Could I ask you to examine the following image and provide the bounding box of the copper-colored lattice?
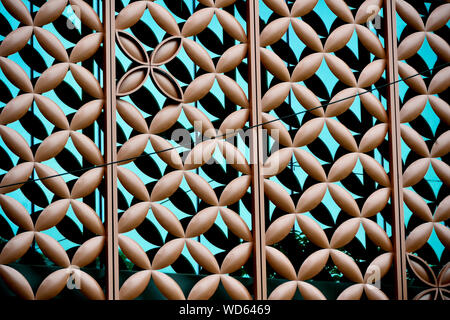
[0,0,448,300]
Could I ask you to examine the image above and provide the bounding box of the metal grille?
[0,0,448,300]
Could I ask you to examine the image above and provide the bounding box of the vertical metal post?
[384,0,407,300]
[104,0,119,300]
[247,0,267,300]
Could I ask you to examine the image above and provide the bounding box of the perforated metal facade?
[0,0,448,300]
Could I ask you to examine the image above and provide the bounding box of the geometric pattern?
[0,0,448,300]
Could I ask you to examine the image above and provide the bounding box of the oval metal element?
[70,167,104,199]
[33,0,67,26]
[216,74,249,108]
[70,99,103,131]
[264,179,295,212]
[325,0,354,23]
[147,2,181,36]
[151,271,185,300]
[151,37,182,66]
[34,94,69,130]
[215,9,247,42]
[34,28,68,62]
[296,183,328,213]
[260,48,290,82]
[0,57,33,92]
[265,246,297,280]
[0,194,33,231]
[298,249,330,280]
[115,1,147,30]
[220,275,252,300]
[119,270,152,300]
[71,199,104,235]
[150,170,184,202]
[69,0,103,32]
[149,105,182,134]
[359,153,391,187]
[328,153,358,182]
[151,67,183,101]
[116,66,149,96]
[291,0,319,17]
[117,134,150,165]
[268,281,297,300]
[118,201,151,234]
[362,218,392,251]
[0,162,34,194]
[0,265,34,299]
[71,132,104,165]
[117,99,149,134]
[1,0,33,25]
[291,84,324,117]
[35,269,70,300]
[0,26,33,57]
[0,231,34,264]
[187,274,220,300]
[361,188,390,218]
[399,95,427,123]
[151,202,185,238]
[359,124,388,153]
[149,134,183,170]
[71,236,104,267]
[0,124,34,161]
[324,54,357,87]
[35,199,70,232]
[220,242,252,274]
[405,223,434,253]
[181,8,215,37]
[34,63,70,94]
[70,64,103,98]
[117,165,150,201]
[216,44,247,74]
[184,171,218,206]
[0,93,33,125]
[35,232,70,267]
[70,32,103,63]
[183,73,216,103]
[355,25,385,58]
[325,118,358,152]
[265,214,296,245]
[324,24,355,53]
[260,17,290,47]
[296,215,330,248]
[328,184,360,217]
[330,218,361,248]
[219,175,251,206]
[183,39,215,72]
[152,238,186,270]
[219,207,252,241]
[118,234,151,269]
[330,249,364,283]
[185,207,219,238]
[358,59,385,88]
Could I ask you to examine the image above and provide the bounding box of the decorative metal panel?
[0,0,448,301]
[0,0,105,299]
[394,0,450,300]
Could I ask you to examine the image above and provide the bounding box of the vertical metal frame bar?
[247,0,267,300]
[384,0,408,300]
[104,0,119,300]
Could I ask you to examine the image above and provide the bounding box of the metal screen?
[0,0,448,300]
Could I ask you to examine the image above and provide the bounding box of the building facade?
[0,0,448,300]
